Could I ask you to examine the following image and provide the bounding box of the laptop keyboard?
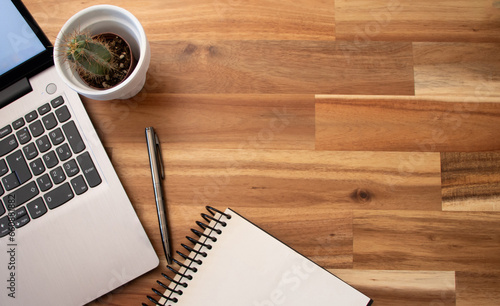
[0,95,101,238]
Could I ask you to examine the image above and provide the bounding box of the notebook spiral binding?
[144,206,232,306]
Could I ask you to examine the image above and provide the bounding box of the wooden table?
[23,0,500,305]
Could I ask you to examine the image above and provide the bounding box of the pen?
[145,127,173,264]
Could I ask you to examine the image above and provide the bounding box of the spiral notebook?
[146,207,373,306]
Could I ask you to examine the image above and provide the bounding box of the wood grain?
[82,94,315,150]
[23,0,336,41]
[353,210,500,272]
[441,152,500,211]
[145,40,414,95]
[335,0,500,42]
[316,95,500,152]
[330,269,456,305]
[414,42,500,97]
[456,271,500,306]
[138,0,337,41]
[108,145,442,214]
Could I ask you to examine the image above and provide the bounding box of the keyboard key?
[77,152,101,188]
[36,174,53,192]
[12,118,25,130]
[29,158,45,176]
[0,159,7,177]
[56,143,72,161]
[29,120,44,137]
[42,151,58,169]
[62,121,85,153]
[25,110,38,123]
[2,173,20,191]
[49,128,65,145]
[13,207,30,229]
[45,182,73,209]
[0,200,5,216]
[23,142,38,160]
[0,215,11,237]
[26,197,47,219]
[6,150,31,185]
[12,206,27,219]
[0,184,3,197]
[63,159,79,177]
[50,166,66,184]
[16,127,31,145]
[12,206,28,222]
[42,113,57,130]
[35,135,51,153]
[71,175,88,195]
[38,103,51,115]
[51,96,64,108]
[2,181,38,209]
[55,105,71,123]
[0,134,18,157]
[14,215,30,229]
[0,125,12,138]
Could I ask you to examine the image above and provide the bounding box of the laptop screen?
[0,0,46,75]
[0,0,53,94]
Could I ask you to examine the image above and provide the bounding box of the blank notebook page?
[160,208,372,306]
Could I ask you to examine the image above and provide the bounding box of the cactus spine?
[65,32,116,78]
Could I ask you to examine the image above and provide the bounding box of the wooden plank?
[82,94,315,150]
[335,0,500,42]
[353,210,500,272]
[456,271,500,305]
[108,146,442,219]
[146,40,414,95]
[442,152,500,211]
[29,0,500,43]
[24,0,336,42]
[139,0,337,40]
[414,42,500,97]
[330,270,456,305]
[315,95,500,152]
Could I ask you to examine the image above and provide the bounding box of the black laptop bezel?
[0,0,54,93]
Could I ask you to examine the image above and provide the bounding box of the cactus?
[62,30,133,89]
[65,32,117,78]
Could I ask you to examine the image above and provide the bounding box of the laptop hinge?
[0,77,32,109]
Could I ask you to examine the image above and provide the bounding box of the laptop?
[0,1,159,305]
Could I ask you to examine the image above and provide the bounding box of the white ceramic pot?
[54,5,150,100]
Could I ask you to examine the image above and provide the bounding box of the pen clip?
[154,133,165,180]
